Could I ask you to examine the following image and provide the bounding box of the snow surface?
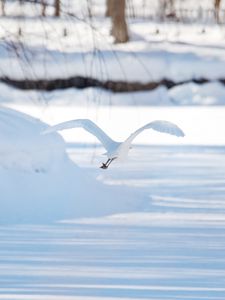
[1,17,225,107]
[1,42,225,83]
[0,145,225,300]
[0,106,65,173]
[0,106,146,224]
[2,80,225,107]
[3,80,225,107]
[1,17,225,85]
[169,81,225,105]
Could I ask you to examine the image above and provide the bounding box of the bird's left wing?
[124,120,185,147]
[42,119,115,152]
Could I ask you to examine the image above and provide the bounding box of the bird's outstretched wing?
[121,120,185,152]
[42,119,116,152]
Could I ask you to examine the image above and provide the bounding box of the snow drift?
[2,48,225,83]
[168,81,225,105]
[0,107,145,224]
[0,106,65,172]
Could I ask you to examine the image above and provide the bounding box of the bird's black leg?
[100,158,117,169]
[100,159,110,169]
[107,157,116,167]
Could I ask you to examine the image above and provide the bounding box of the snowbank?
[169,81,225,105]
[2,80,225,107]
[0,106,65,172]
[0,107,145,224]
[1,42,225,83]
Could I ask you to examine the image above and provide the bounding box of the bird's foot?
[100,163,108,169]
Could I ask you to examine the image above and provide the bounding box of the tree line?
[0,0,223,43]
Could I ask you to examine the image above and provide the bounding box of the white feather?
[118,120,185,159]
[42,119,118,155]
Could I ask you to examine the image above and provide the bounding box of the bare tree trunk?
[54,0,60,17]
[168,0,176,19]
[86,0,92,18]
[159,0,176,20]
[1,0,5,16]
[41,0,47,17]
[158,0,166,21]
[106,0,113,17]
[169,0,175,14]
[129,0,135,18]
[110,0,129,43]
[19,0,24,18]
[214,0,221,23]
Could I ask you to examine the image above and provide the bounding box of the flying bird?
[42,119,185,169]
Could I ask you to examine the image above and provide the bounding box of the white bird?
[42,119,185,169]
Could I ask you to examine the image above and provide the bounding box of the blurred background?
[0,0,225,152]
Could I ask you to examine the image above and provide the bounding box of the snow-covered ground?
[0,106,146,224]
[1,20,225,83]
[1,104,224,300]
[3,81,225,106]
[1,16,225,105]
[0,144,225,300]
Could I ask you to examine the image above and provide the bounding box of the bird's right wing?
[121,120,185,151]
[42,119,115,152]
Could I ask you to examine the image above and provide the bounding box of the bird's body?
[43,119,185,169]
